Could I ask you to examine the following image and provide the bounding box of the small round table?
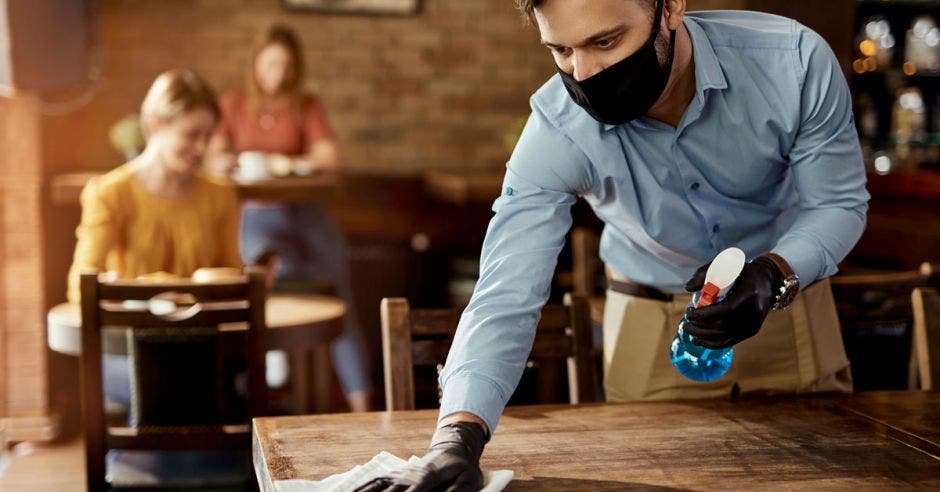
[47,293,346,413]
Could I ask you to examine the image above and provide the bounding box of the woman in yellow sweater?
[67,69,241,303]
[67,69,241,414]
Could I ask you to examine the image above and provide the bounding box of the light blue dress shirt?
[439,11,869,434]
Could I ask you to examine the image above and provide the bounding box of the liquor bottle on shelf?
[904,15,940,75]
[854,16,895,73]
[892,87,927,147]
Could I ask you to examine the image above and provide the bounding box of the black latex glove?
[354,421,487,492]
[682,255,782,349]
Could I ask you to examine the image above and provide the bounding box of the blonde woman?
[208,25,371,412]
[68,69,241,406]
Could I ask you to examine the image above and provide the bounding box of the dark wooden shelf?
[858,0,940,6]
[867,169,940,199]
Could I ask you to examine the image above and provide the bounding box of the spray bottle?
[669,247,746,382]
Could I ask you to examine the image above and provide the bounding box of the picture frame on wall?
[282,0,420,16]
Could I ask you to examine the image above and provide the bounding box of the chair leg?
[313,345,332,413]
[289,349,310,413]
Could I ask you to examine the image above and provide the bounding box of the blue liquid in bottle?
[669,292,733,382]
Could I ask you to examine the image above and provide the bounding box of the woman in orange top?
[68,69,240,404]
[207,25,370,412]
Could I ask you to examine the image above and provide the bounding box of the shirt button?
[712,224,720,233]
[690,182,700,191]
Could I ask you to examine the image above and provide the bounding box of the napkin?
[275,451,513,492]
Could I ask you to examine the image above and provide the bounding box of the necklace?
[259,112,276,130]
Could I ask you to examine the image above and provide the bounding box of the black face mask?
[557,0,677,125]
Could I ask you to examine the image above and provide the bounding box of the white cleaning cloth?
[275,451,514,492]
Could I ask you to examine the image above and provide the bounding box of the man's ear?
[663,0,686,31]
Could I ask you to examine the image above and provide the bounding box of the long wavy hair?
[245,24,306,118]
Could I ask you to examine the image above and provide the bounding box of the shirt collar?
[601,16,728,132]
[684,16,728,95]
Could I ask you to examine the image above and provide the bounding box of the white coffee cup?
[237,151,268,181]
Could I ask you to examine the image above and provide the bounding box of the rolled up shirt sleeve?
[437,104,587,434]
[772,27,870,285]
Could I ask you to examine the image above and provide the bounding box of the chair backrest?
[79,269,267,492]
[830,269,929,391]
[571,227,603,298]
[381,293,597,411]
[911,287,940,390]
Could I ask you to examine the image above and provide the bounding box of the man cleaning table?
[359,1,869,490]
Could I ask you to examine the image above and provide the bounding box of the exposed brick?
[3,260,43,303]
[42,0,564,176]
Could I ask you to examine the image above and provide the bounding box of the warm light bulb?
[853,59,866,73]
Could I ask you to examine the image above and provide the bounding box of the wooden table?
[47,294,345,413]
[233,174,341,202]
[50,172,341,205]
[253,391,940,491]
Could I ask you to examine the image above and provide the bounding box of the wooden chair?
[571,227,605,326]
[830,269,930,391]
[381,293,597,411]
[79,269,267,491]
[911,287,940,390]
[571,227,602,298]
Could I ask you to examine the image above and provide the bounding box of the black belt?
[607,278,674,302]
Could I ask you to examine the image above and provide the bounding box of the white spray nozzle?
[703,247,746,299]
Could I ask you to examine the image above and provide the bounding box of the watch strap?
[763,252,800,310]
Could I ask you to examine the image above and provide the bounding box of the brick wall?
[0,93,49,423]
[42,0,743,176]
[42,0,549,175]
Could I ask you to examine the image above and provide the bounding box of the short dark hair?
[514,0,655,24]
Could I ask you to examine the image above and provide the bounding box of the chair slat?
[912,288,940,390]
[382,298,417,411]
[98,280,249,301]
[530,335,574,358]
[99,306,251,328]
[536,306,570,332]
[410,309,461,335]
[107,425,250,450]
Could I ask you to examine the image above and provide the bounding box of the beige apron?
[603,270,852,402]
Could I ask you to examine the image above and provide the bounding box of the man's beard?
[654,24,672,68]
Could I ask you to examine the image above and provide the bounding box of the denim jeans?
[241,203,371,394]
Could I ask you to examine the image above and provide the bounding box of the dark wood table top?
[835,390,940,456]
[253,391,940,491]
[234,174,341,202]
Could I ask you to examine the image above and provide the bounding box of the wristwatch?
[764,253,800,310]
